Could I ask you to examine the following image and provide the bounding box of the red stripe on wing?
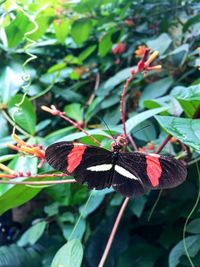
[67,145,87,173]
[146,154,162,187]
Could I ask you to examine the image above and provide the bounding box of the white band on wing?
[87,164,113,171]
[114,165,138,180]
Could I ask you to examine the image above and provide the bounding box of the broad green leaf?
[54,19,71,44]
[78,45,97,61]
[45,126,74,144]
[98,67,133,96]
[139,77,174,107]
[171,85,200,117]
[5,12,31,48]
[0,183,42,215]
[64,103,83,121]
[63,219,86,241]
[130,195,147,218]
[183,14,200,32]
[169,235,200,267]
[170,44,189,66]
[71,19,93,45]
[118,243,162,267]
[147,33,172,55]
[28,16,51,40]
[51,239,83,267]
[18,221,47,246]
[44,202,59,216]
[98,33,112,57]
[0,66,23,103]
[58,129,112,142]
[125,107,168,134]
[144,96,182,116]
[187,219,200,234]
[155,115,200,152]
[8,94,36,134]
[0,244,41,267]
[79,190,111,218]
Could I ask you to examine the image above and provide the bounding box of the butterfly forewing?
[45,142,114,189]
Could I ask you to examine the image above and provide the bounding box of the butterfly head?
[111,135,128,152]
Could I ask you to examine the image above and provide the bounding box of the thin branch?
[156,135,172,154]
[85,72,100,108]
[42,105,101,146]
[98,197,130,267]
[0,173,69,179]
[2,111,31,137]
[0,179,76,185]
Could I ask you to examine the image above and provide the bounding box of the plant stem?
[156,135,172,153]
[2,111,31,137]
[0,179,76,185]
[98,197,129,267]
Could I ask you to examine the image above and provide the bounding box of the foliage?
[0,0,200,266]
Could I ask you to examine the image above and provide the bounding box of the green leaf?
[118,243,162,267]
[28,16,51,41]
[187,219,200,234]
[71,19,93,46]
[183,14,200,32]
[131,120,157,142]
[18,221,47,246]
[98,33,112,57]
[51,239,83,267]
[125,107,168,133]
[129,195,147,218]
[0,66,23,103]
[98,67,133,96]
[5,12,31,48]
[79,190,111,218]
[78,45,97,61]
[169,235,200,267]
[8,94,36,134]
[57,129,112,142]
[144,96,182,116]
[45,126,74,144]
[0,183,42,215]
[64,103,83,121]
[139,77,174,107]
[147,33,172,55]
[170,44,189,67]
[54,19,71,44]
[171,85,200,117]
[155,115,200,152]
[63,219,86,241]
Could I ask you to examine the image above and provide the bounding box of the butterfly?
[45,141,187,197]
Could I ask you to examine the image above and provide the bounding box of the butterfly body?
[45,141,187,197]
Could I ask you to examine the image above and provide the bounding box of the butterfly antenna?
[97,116,115,141]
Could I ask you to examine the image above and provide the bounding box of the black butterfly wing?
[112,152,187,197]
[45,142,114,190]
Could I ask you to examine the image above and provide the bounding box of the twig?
[42,105,101,146]
[0,179,76,185]
[127,135,138,151]
[85,72,100,108]
[156,135,172,154]
[0,173,69,179]
[98,197,129,267]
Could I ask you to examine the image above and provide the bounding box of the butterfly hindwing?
[113,152,187,190]
[45,142,114,190]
